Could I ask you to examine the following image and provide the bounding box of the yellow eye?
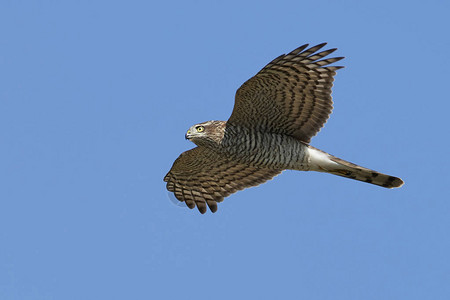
[196,126,205,132]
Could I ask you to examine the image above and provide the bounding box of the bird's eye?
[196,126,205,132]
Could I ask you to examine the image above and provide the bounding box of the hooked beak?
[185,130,191,140]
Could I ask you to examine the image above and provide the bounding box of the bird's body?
[220,122,309,170]
[164,43,404,214]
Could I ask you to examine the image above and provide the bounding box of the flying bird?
[164,43,404,214]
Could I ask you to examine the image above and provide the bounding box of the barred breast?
[220,125,309,170]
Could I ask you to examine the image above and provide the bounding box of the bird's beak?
[185,130,191,140]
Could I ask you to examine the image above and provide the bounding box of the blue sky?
[1,1,449,299]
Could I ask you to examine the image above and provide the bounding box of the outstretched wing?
[228,43,344,143]
[164,147,282,214]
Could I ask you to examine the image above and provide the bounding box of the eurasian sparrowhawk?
[164,43,403,214]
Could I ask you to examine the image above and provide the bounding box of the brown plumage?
[164,43,404,214]
[164,146,282,214]
[228,43,340,143]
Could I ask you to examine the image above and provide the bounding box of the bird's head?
[185,120,226,148]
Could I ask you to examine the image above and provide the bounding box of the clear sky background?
[1,1,449,299]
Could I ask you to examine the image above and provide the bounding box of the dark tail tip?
[382,176,404,188]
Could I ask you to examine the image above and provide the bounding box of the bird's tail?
[307,146,404,188]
